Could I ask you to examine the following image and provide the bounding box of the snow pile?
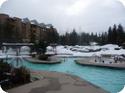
[46,46,55,55]
[20,46,30,52]
[73,52,94,57]
[56,46,73,55]
[20,46,30,55]
[47,46,53,51]
[118,85,125,93]
[101,44,120,50]
[52,44,125,57]
[0,44,123,58]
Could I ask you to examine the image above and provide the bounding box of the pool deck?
[25,57,61,64]
[7,71,109,93]
[75,59,125,69]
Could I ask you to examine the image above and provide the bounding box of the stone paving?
[7,71,109,93]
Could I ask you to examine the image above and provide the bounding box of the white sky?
[0,0,125,33]
[118,0,125,6]
[0,0,6,7]
[66,0,90,16]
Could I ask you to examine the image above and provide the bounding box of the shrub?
[11,67,30,84]
[0,60,11,73]
[38,54,48,60]
[0,60,30,89]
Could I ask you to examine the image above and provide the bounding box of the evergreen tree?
[117,24,124,45]
[112,24,117,44]
[107,26,112,44]
[69,29,78,45]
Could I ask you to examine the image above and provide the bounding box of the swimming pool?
[13,58,125,93]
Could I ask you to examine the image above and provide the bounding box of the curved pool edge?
[13,57,124,93]
[24,57,61,64]
[7,70,110,93]
[75,60,125,69]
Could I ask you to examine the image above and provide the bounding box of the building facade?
[0,13,53,43]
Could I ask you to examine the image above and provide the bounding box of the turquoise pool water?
[11,58,125,93]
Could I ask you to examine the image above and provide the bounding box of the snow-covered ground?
[0,44,125,58]
[0,47,31,59]
[46,44,125,57]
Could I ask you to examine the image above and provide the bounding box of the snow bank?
[51,44,125,57]
[101,44,120,50]
[56,46,73,54]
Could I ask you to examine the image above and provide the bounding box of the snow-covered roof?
[31,20,39,25]
[22,18,30,23]
[46,24,52,28]
[39,23,46,27]
[2,43,34,46]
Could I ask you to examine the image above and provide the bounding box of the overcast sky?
[0,0,125,33]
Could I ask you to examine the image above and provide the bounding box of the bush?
[31,54,36,58]
[11,67,30,84]
[0,59,31,90]
[0,60,11,73]
[38,55,48,60]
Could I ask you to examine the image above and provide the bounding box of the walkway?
[7,71,109,93]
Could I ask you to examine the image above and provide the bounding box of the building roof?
[2,43,34,46]
[22,18,30,23]
[39,23,46,27]
[46,24,53,28]
[31,20,39,25]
